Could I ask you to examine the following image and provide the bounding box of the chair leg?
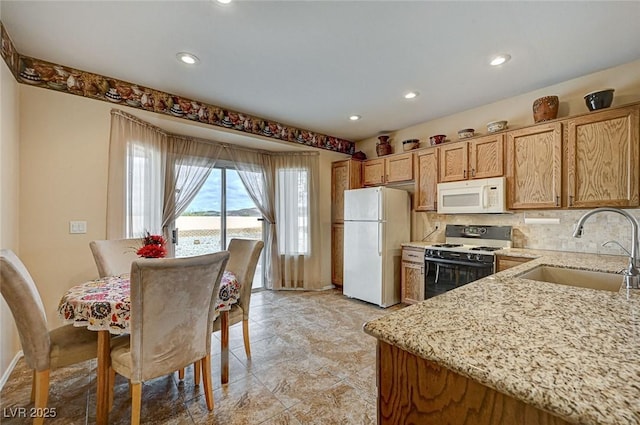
[178,368,185,380]
[194,360,201,386]
[201,355,214,411]
[33,369,50,425]
[108,367,115,411]
[242,319,251,358]
[131,382,142,425]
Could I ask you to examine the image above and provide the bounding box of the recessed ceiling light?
[217,0,232,3]
[490,54,511,66]
[349,115,361,121]
[176,52,200,65]
[404,91,419,99]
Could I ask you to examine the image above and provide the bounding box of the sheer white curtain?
[272,152,322,290]
[107,111,166,238]
[107,110,220,243]
[162,136,221,252]
[226,147,279,288]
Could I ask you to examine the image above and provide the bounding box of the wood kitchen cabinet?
[401,246,425,304]
[363,152,414,186]
[331,223,344,285]
[439,134,504,182]
[495,255,532,272]
[414,148,439,211]
[331,159,362,222]
[331,159,362,286]
[377,341,573,425]
[565,105,640,208]
[507,103,640,210]
[506,122,562,209]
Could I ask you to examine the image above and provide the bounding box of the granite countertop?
[364,250,640,425]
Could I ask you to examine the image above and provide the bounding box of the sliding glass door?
[175,167,264,288]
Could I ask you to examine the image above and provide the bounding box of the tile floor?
[1,289,402,424]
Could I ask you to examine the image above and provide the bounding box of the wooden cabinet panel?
[506,123,562,209]
[401,247,425,305]
[331,223,344,286]
[386,153,414,183]
[377,341,573,425]
[331,160,361,286]
[439,143,467,182]
[469,134,504,179]
[363,153,415,186]
[415,148,439,211]
[331,162,348,222]
[331,160,362,222]
[496,255,532,272]
[363,158,385,186]
[566,106,640,208]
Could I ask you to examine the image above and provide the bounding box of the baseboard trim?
[0,350,23,391]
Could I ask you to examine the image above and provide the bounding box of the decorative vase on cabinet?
[532,95,559,123]
[376,135,393,157]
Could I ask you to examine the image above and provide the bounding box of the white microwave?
[437,177,507,214]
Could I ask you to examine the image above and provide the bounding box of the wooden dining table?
[57,271,240,425]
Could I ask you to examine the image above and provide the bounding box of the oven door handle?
[425,258,493,268]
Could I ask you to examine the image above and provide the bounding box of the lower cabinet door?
[401,261,424,304]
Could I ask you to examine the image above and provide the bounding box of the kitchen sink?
[517,266,623,292]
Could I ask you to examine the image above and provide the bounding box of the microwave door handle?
[482,185,488,208]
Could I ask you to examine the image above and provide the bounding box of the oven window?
[425,260,493,298]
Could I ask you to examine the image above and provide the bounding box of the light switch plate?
[69,221,87,234]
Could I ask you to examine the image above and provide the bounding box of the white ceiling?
[2,1,640,144]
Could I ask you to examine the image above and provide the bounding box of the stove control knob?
[467,253,474,261]
[476,254,483,261]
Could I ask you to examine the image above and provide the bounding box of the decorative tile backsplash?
[0,21,355,155]
[417,209,640,257]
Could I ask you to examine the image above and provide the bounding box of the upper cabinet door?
[468,134,504,179]
[362,158,385,186]
[566,106,640,208]
[506,122,562,209]
[386,153,414,183]
[439,143,467,182]
[414,148,439,211]
[331,160,362,222]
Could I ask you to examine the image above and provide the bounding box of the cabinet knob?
[555,196,560,207]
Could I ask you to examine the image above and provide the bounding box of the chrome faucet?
[573,207,640,289]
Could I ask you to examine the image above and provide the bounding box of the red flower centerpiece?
[136,231,167,258]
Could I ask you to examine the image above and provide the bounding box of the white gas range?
[424,225,512,298]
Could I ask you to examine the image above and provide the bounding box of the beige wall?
[1,59,21,380]
[16,84,344,332]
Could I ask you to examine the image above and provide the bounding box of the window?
[125,141,164,237]
[276,168,309,255]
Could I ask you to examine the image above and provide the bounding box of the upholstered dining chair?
[212,238,264,358]
[0,249,99,425]
[109,251,229,425]
[89,238,140,277]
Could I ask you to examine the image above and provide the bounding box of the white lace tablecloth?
[58,271,240,335]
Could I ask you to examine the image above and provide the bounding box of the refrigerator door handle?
[378,189,383,221]
[378,222,383,256]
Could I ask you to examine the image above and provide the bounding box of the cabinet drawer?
[402,248,424,262]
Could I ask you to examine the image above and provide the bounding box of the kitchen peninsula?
[364,250,640,425]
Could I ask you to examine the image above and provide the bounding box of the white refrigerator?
[343,187,410,307]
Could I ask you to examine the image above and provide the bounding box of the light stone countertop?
[364,250,640,425]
